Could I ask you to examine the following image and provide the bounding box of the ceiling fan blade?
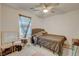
[49,3,59,6]
[47,6,53,10]
[51,10,55,13]
[30,4,44,10]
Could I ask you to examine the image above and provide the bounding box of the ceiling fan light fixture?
[43,9,48,13]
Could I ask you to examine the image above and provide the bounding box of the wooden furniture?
[32,28,67,56]
[72,39,79,56]
[0,39,27,56]
[6,45,22,56]
[0,44,22,56]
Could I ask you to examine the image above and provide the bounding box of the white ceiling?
[4,3,79,18]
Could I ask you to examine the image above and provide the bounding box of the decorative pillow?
[32,28,45,35]
[34,31,47,36]
[34,32,43,36]
[40,31,48,35]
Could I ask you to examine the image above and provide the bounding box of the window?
[19,15,31,39]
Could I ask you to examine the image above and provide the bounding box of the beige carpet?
[7,44,71,56]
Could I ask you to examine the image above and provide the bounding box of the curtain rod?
[19,14,31,19]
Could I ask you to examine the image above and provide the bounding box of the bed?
[32,28,67,56]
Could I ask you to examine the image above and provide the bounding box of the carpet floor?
[7,44,71,56]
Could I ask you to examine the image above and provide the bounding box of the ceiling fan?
[30,3,59,13]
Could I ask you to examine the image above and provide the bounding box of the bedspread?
[32,34,66,56]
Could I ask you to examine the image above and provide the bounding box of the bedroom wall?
[42,10,79,45]
[1,4,42,44]
[2,4,42,32]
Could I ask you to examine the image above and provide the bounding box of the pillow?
[33,31,47,37]
[32,28,45,35]
[40,31,47,34]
